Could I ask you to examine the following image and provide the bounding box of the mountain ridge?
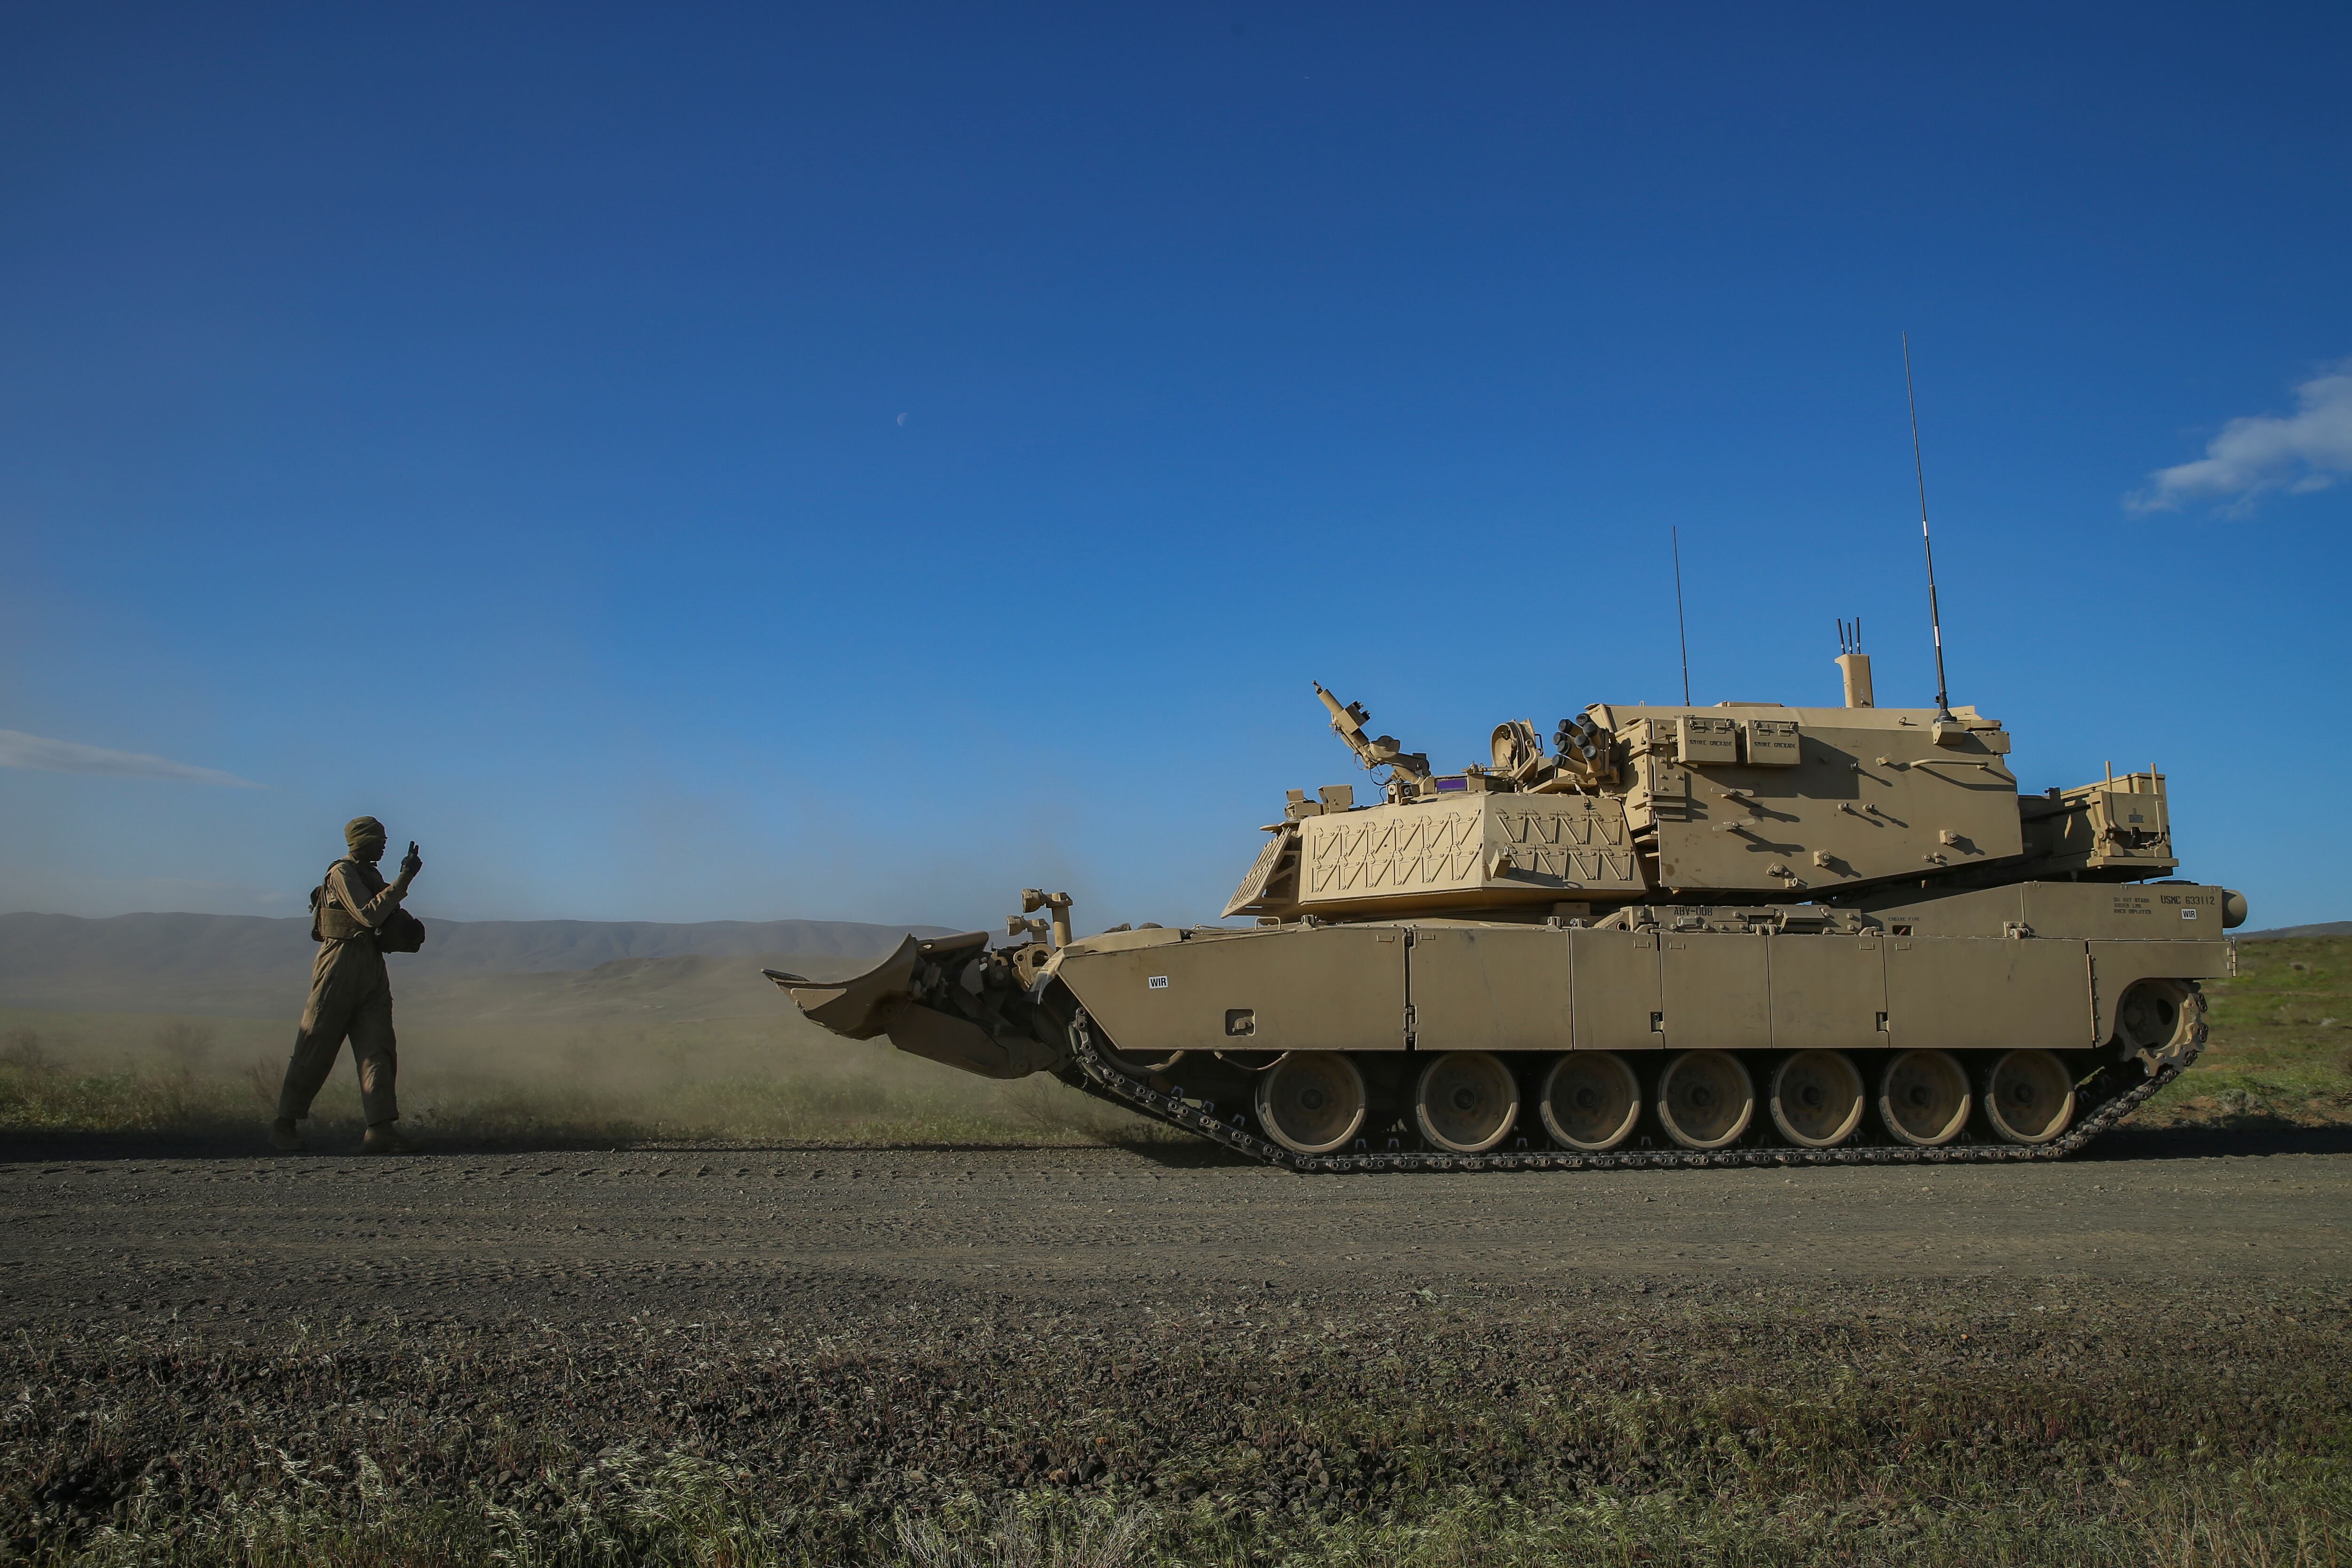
[0,911,955,1016]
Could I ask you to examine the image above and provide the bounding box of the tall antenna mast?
[1671,525,1692,706]
[1902,332,1952,719]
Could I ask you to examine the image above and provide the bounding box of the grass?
[38,1469,2352,1567]
[11,1295,2352,1567]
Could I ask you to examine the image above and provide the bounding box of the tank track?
[1068,1010,2202,1173]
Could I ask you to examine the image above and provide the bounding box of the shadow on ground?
[2087,1122,2352,1159]
[8,1122,2349,1164]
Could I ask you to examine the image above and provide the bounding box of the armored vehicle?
[768,643,2242,1171]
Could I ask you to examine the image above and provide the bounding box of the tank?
[767,643,2245,1171]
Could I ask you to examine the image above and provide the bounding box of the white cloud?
[2130,358,2352,514]
[0,729,261,788]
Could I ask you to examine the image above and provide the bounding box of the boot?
[362,1122,414,1155]
[269,1117,306,1153]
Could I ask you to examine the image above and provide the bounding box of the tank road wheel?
[1656,1051,1755,1150]
[1877,1050,1971,1147]
[1984,1049,2076,1145]
[2115,978,2201,1069]
[1413,1051,1520,1154]
[1768,1050,1866,1148]
[1538,1052,1642,1152]
[1254,1052,1369,1155]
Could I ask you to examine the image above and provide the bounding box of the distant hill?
[0,911,954,1016]
[2238,922,2352,940]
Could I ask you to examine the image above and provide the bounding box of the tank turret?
[1228,669,2177,922]
[769,633,2244,1173]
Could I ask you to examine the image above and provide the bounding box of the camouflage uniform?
[275,818,411,1128]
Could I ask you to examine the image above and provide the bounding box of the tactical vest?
[309,859,378,943]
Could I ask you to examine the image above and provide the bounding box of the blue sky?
[3,1,2347,933]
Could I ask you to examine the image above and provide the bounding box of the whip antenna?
[1902,332,1952,719]
[1671,525,1692,706]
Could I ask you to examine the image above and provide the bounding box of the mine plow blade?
[763,935,930,1039]
[763,931,1055,1081]
[882,1000,1033,1080]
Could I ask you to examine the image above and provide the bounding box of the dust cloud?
[0,949,1150,1148]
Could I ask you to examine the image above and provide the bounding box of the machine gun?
[1313,683,1431,787]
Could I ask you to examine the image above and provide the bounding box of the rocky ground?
[6,1132,2352,1565]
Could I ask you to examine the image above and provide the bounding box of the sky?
[3,1,2348,934]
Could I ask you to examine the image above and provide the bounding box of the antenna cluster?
[1643,340,1954,719]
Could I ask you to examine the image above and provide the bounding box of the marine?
[269,817,424,1154]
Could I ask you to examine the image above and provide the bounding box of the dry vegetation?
[0,1005,1168,1151]
[9,1287,2351,1567]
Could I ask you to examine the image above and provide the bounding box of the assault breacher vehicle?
[768,643,2244,1171]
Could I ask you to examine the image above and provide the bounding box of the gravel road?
[5,1130,2348,1328]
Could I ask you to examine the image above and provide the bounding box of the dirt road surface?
[6,1131,2348,1327]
